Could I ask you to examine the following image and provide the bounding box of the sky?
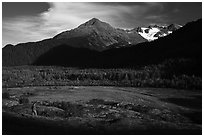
[2,2,202,47]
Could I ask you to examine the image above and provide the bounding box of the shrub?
[2,92,10,99]
[2,61,201,90]
[19,97,29,104]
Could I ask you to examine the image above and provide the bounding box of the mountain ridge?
[2,18,201,67]
[3,18,182,49]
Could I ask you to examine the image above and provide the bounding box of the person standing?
[32,102,37,116]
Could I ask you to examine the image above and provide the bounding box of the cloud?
[2,2,169,46]
[173,9,179,13]
[3,16,49,46]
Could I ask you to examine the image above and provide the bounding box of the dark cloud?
[143,2,202,25]
[92,2,149,6]
[2,2,50,18]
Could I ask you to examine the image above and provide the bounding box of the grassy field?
[2,64,202,134]
[2,86,201,135]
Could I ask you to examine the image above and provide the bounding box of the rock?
[3,100,19,107]
[144,29,150,33]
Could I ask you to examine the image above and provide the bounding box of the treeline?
[3,59,201,90]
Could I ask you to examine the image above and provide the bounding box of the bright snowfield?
[138,27,172,41]
[139,27,160,41]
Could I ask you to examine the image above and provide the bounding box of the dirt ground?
[2,86,202,135]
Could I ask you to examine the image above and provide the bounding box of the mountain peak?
[90,17,100,22]
[80,18,103,27]
[53,17,146,51]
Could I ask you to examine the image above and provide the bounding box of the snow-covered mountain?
[127,24,182,41]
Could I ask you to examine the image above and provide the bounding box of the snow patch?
[138,27,160,41]
[168,31,172,34]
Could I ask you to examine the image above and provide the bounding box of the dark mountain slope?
[34,19,201,68]
[33,45,99,67]
[3,38,62,66]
